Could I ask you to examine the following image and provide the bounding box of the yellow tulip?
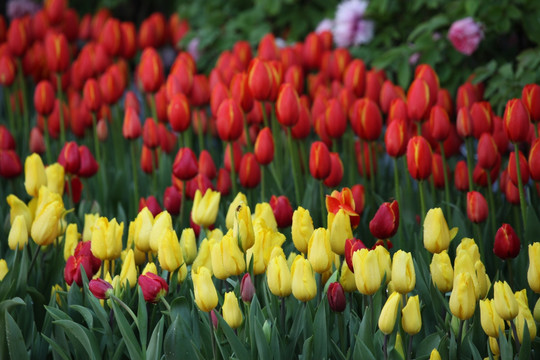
[514,289,537,343]
[119,249,137,288]
[374,245,392,284]
[266,247,292,298]
[392,250,416,294]
[475,261,488,299]
[489,337,499,356]
[35,186,63,217]
[211,239,228,280]
[233,203,254,251]
[45,163,65,195]
[493,281,518,321]
[31,199,64,246]
[222,230,246,276]
[454,250,480,299]
[24,153,47,197]
[0,259,8,281]
[378,291,401,334]
[91,217,124,261]
[133,245,146,266]
[430,250,453,293]
[291,255,317,302]
[192,266,218,312]
[254,202,277,232]
[133,207,154,253]
[247,224,286,276]
[63,223,80,261]
[528,243,540,293]
[429,349,441,360]
[291,206,314,254]
[158,229,184,272]
[479,299,505,338]
[223,292,243,329]
[456,238,480,264]
[180,228,197,265]
[192,238,216,273]
[307,228,333,274]
[449,272,476,320]
[149,211,172,253]
[192,189,220,228]
[226,192,248,229]
[142,262,158,275]
[6,194,32,231]
[423,208,458,254]
[8,215,28,251]
[177,263,187,283]
[327,209,352,255]
[208,228,223,242]
[83,213,99,242]
[535,298,540,323]
[353,248,381,295]
[402,295,421,335]
[339,261,356,292]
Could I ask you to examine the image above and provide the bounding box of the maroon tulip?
[163,186,182,215]
[58,141,81,174]
[138,273,169,303]
[139,196,162,217]
[0,126,15,150]
[34,80,56,116]
[199,150,217,180]
[240,273,255,303]
[327,282,346,312]
[493,223,520,259]
[0,150,22,178]
[217,168,232,196]
[270,195,294,228]
[78,145,99,178]
[369,200,399,239]
[89,279,113,300]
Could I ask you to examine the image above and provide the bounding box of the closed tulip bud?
[58,142,80,175]
[8,215,28,251]
[456,107,473,138]
[254,127,274,165]
[494,223,520,260]
[138,272,168,303]
[62,223,79,261]
[528,243,540,293]
[338,261,355,292]
[192,189,220,228]
[223,292,243,329]
[6,195,32,233]
[328,209,352,255]
[266,247,292,297]
[370,200,399,240]
[324,99,347,139]
[343,59,366,97]
[504,98,531,144]
[407,78,430,122]
[89,279,113,300]
[248,58,272,101]
[351,98,382,141]
[0,55,16,87]
[226,193,248,229]
[470,101,493,138]
[123,107,141,140]
[158,229,184,272]
[168,93,191,133]
[291,207,314,254]
[34,80,56,116]
[307,228,333,274]
[179,228,197,265]
[233,203,255,251]
[389,98,409,124]
[514,290,537,343]
[402,295,421,335]
[415,64,439,107]
[241,273,255,303]
[142,118,159,149]
[378,292,402,334]
[83,78,102,113]
[493,281,518,321]
[466,191,488,223]
[78,146,99,178]
[328,282,346,312]
[353,248,381,295]
[96,119,108,141]
[148,211,172,253]
[45,31,69,73]
[266,196,292,229]
[430,250,453,293]
[477,133,498,170]
[216,99,244,142]
[309,141,331,180]
[522,84,540,121]
[254,202,278,232]
[172,147,198,181]
[529,139,540,181]
[508,150,529,186]
[276,83,300,127]
[423,208,458,254]
[120,249,137,288]
[24,153,47,197]
[385,118,408,158]
[429,349,441,360]
[132,207,154,253]
[323,152,344,188]
[139,48,164,93]
[379,81,401,115]
[406,136,432,180]
[291,255,317,302]
[0,259,7,281]
[429,105,450,142]
[449,272,476,320]
[392,251,416,294]
[239,153,261,188]
[91,217,124,261]
[45,163,65,196]
[31,200,63,246]
[480,299,505,338]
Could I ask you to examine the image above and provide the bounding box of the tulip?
[291,207,314,254]
[172,147,198,181]
[449,272,476,320]
[503,99,530,143]
[344,238,367,272]
[216,99,244,142]
[239,153,261,188]
[430,251,453,293]
[407,78,430,122]
[454,160,469,191]
[529,139,540,181]
[369,200,399,240]
[6,195,32,232]
[241,273,255,303]
[402,295,421,335]
[225,192,248,229]
[179,228,197,265]
[168,93,191,133]
[248,58,272,101]
[429,105,450,142]
[254,127,274,165]
[34,80,56,116]
[233,203,255,251]
[528,243,540,293]
[212,230,245,279]
[254,202,278,232]
[385,118,408,158]
[406,136,432,180]
[378,292,402,335]
[8,215,28,251]
[89,279,113,300]
[266,248,292,298]
[514,289,537,343]
[138,272,169,303]
[31,199,64,247]
[63,223,79,261]
[77,146,99,178]
[508,150,529,186]
[307,228,333,274]
[123,107,141,140]
[351,98,382,141]
[64,241,102,287]
[191,189,220,228]
[522,84,540,121]
[475,260,489,297]
[493,281,518,321]
[120,249,137,288]
[45,31,69,73]
[24,154,47,197]
[309,141,331,180]
[269,195,293,228]
[535,298,540,322]
[222,292,243,329]
[324,99,347,139]
[328,209,353,255]
[0,55,16,87]
[139,48,164,93]
[423,208,458,254]
[90,217,124,261]
[291,255,317,302]
[477,133,499,170]
[494,223,520,260]
[392,251,416,294]
[466,191,488,223]
[132,207,154,253]
[147,211,172,253]
[353,248,381,295]
[328,282,346,312]
[45,163,65,196]
[163,186,182,215]
[479,299,505,338]
[158,229,184,272]
[276,83,300,127]
[0,259,7,281]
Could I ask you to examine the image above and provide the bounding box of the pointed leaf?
[5,312,29,360]
[111,300,143,360]
[146,318,165,360]
[217,313,250,359]
[69,305,94,329]
[53,320,100,360]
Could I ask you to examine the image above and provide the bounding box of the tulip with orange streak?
[168,93,191,133]
[351,97,382,141]
[466,191,488,223]
[343,59,366,97]
[216,99,244,142]
[309,141,331,180]
[248,58,273,101]
[415,64,439,107]
[139,48,164,94]
[385,118,408,158]
[324,99,347,139]
[456,82,477,111]
[406,136,432,180]
[522,84,540,122]
[239,153,261,189]
[34,80,55,116]
[504,99,531,144]
[407,78,430,123]
[470,101,493,139]
[276,83,300,127]
[429,105,450,142]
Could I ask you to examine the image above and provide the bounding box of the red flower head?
[503,98,531,144]
[344,238,367,272]
[230,72,254,113]
[454,160,469,192]
[248,58,272,101]
[327,282,346,312]
[78,145,99,178]
[224,142,242,173]
[120,22,137,59]
[508,150,529,186]
[351,184,365,218]
[0,55,16,87]
[522,84,540,122]
[138,273,169,303]
[326,187,360,229]
[407,78,430,122]
[343,59,366,97]
[406,136,432,180]
[30,127,45,154]
[414,64,439,108]
[139,47,164,94]
[123,107,141,140]
[309,141,331,180]
[141,145,158,174]
[100,18,122,57]
[65,176,83,204]
[216,99,244,142]
[0,150,22,178]
[240,273,255,303]
[467,191,488,223]
[173,147,198,181]
[168,93,191,133]
[431,153,448,189]
[389,98,409,124]
[239,152,261,188]
[385,118,408,158]
[365,69,385,106]
[89,278,113,300]
[257,33,280,61]
[493,223,520,259]
[142,117,159,149]
[456,82,477,111]
[7,18,29,57]
[58,141,81,174]
[163,186,182,216]
[217,168,232,196]
[477,133,499,170]
[291,100,311,140]
[139,196,162,217]
[369,200,399,240]
[429,105,450,142]
[436,88,454,118]
[276,83,301,127]
[0,125,15,150]
[45,31,69,74]
[198,150,217,180]
[470,101,493,139]
[324,152,344,188]
[351,98,382,141]
[529,138,540,181]
[64,242,102,287]
[254,127,274,165]
[83,78,102,113]
[270,195,294,228]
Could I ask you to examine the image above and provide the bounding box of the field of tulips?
[1,0,540,359]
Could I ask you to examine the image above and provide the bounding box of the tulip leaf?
[215,311,254,360]
[45,306,72,322]
[466,336,482,360]
[69,305,94,330]
[163,315,198,359]
[286,302,305,354]
[525,206,540,244]
[84,285,112,337]
[53,320,100,360]
[111,300,143,360]
[170,296,191,323]
[498,329,512,360]
[313,301,328,359]
[5,311,29,360]
[352,334,374,360]
[137,289,147,349]
[302,335,313,360]
[146,318,165,360]
[41,332,72,360]
[330,339,347,360]
[415,333,440,358]
[518,324,531,360]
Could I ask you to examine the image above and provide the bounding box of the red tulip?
[454,160,469,192]
[470,101,493,139]
[406,136,432,180]
[291,101,311,139]
[276,83,301,127]
[58,141,81,174]
[7,18,29,57]
[216,99,244,142]
[344,238,367,272]
[407,78,430,122]
[414,64,439,107]
[0,55,16,87]
[257,33,280,61]
[123,107,141,140]
[45,31,69,73]
[65,176,83,204]
[456,82,477,111]
[138,273,168,303]
[436,88,454,118]
[309,141,331,180]
[521,84,540,122]
[492,115,509,155]
[173,147,198,181]
[248,58,272,101]
[351,98,382,141]
[139,48,164,93]
[324,152,344,188]
[89,279,113,300]
[467,191,488,223]
[0,150,22,178]
[284,65,304,95]
[529,138,540,181]
[355,140,377,179]
[230,72,254,113]
[224,142,242,173]
[365,69,385,105]
[254,127,274,165]
[504,174,521,205]
[429,105,450,142]
[239,153,261,188]
[475,133,498,171]
[388,98,408,124]
[324,99,347,139]
[456,107,473,138]
[168,93,191,133]
[217,168,232,196]
[508,150,529,186]
[343,59,366,97]
[240,273,255,303]
[270,195,294,228]
[503,99,531,143]
[0,125,15,150]
[78,145,99,177]
[326,187,360,229]
[45,0,67,25]
[431,153,447,189]
[120,22,137,59]
[100,18,122,57]
[139,196,162,217]
[142,118,159,148]
[385,118,408,158]
[154,86,168,122]
[493,223,520,259]
[351,184,365,219]
[141,145,158,174]
[83,79,102,113]
[327,282,346,312]
[325,48,351,81]
[29,127,46,154]
[163,186,181,215]
[369,200,399,239]
[64,242,102,287]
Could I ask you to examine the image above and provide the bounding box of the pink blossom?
[448,17,484,56]
[7,0,40,20]
[316,19,334,33]
[188,37,200,62]
[333,0,374,48]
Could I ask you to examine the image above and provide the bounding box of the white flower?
[333,0,374,48]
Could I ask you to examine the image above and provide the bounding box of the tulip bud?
[328,209,352,256]
[253,202,278,232]
[24,153,47,197]
[216,99,244,142]
[406,136,432,180]
[430,250,453,293]
[402,295,421,335]
[493,281,518,321]
[91,217,124,261]
[254,127,274,165]
[429,349,441,360]
[391,251,415,294]
[223,292,243,329]
[172,147,198,181]
[508,150,529,186]
[351,98,382,141]
[309,141,331,180]
[327,282,346,312]
[353,248,381,295]
[407,78,430,122]
[449,272,476,320]
[291,255,317,302]
[423,208,458,254]
[240,273,255,303]
[123,107,141,140]
[276,83,300,127]
[139,48,164,93]
[239,153,261,188]
[31,199,64,247]
[191,189,220,228]
[34,80,56,116]
[78,146,99,178]
[528,243,540,293]
[233,203,255,252]
[307,228,333,274]
[291,207,314,254]
[158,229,184,272]
[479,299,505,338]
[494,223,520,260]
[45,31,69,73]
[378,292,402,334]
[269,195,293,228]
[522,84,540,121]
[466,191,488,223]
[503,99,531,143]
[385,118,408,158]
[0,259,7,281]
[89,278,113,300]
[138,272,168,303]
[180,228,197,265]
[369,200,399,240]
[266,248,292,297]
[429,105,450,142]
[8,215,28,251]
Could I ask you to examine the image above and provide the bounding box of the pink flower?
[448,17,484,56]
[316,19,334,33]
[333,0,374,48]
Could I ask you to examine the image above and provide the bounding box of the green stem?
[418,180,426,225]
[383,334,388,360]
[56,73,66,145]
[407,334,413,360]
[244,119,252,152]
[260,166,265,202]
[287,128,301,205]
[439,142,451,223]
[513,142,528,230]
[486,172,497,237]
[338,312,346,354]
[456,319,465,358]
[269,163,284,194]
[280,297,286,335]
[150,93,159,124]
[130,141,140,212]
[110,295,139,326]
[209,311,217,360]
[27,243,41,280]
[42,116,52,164]
[393,157,404,246]
[16,59,29,150]
[229,141,238,196]
[320,180,326,228]
[4,87,16,141]
[91,113,102,167]
[510,319,521,354]
[465,138,474,192]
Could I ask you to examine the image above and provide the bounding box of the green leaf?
[518,323,531,359]
[352,334,375,360]
[408,15,449,42]
[41,333,71,360]
[498,330,512,360]
[170,296,191,322]
[53,320,100,360]
[217,313,250,359]
[111,300,143,360]
[163,316,198,359]
[69,305,94,329]
[5,312,29,360]
[137,289,148,349]
[313,302,328,359]
[45,306,72,322]
[416,333,441,358]
[302,335,313,360]
[146,318,165,360]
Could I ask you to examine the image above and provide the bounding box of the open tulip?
[378,292,402,334]
[64,241,102,287]
[90,217,124,261]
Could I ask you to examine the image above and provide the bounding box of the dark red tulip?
[477,133,499,170]
[139,196,162,217]
[64,241,102,287]
[493,223,520,259]
[0,125,15,150]
[65,176,83,204]
[454,160,469,192]
[327,282,346,312]
[351,184,365,219]
[7,18,29,57]
[239,153,261,188]
[78,145,99,178]
[355,140,377,179]
[240,273,255,303]
[291,101,311,139]
[508,150,529,186]
[139,48,164,93]
[344,238,367,272]
[470,101,493,139]
[168,93,191,133]
[503,99,531,143]
[0,150,22,178]
[436,88,454,118]
[163,186,182,215]
[173,147,198,181]
[406,136,432,180]
[45,31,69,74]
[138,273,168,303]
[217,168,232,196]
[456,107,473,138]
[89,279,113,300]
[467,191,488,223]
[58,141,81,174]
[379,80,402,115]
[529,138,540,181]
[83,78,102,113]
[369,200,399,239]
[100,18,122,57]
[270,195,294,228]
